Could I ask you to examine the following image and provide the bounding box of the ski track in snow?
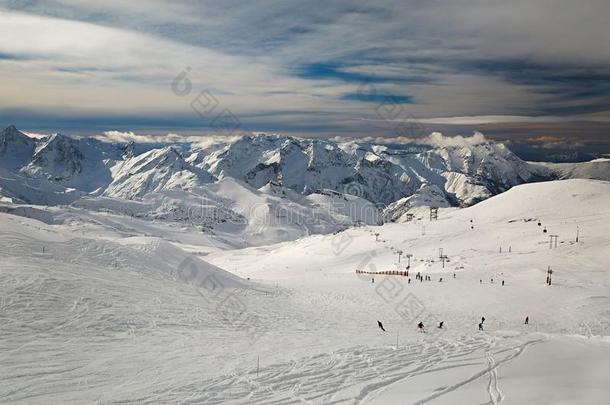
[411,338,544,405]
[484,351,502,405]
[131,335,540,404]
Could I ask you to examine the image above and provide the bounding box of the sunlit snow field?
[1,179,609,404]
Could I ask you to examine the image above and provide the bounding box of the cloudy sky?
[1,0,609,156]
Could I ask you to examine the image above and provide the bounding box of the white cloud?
[330,131,489,147]
[0,9,355,118]
[95,130,245,146]
[426,132,488,148]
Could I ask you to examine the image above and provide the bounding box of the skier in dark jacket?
[438,321,444,329]
[524,316,529,325]
[478,322,484,331]
[417,321,425,332]
[377,320,386,332]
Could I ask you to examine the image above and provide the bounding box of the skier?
[417,321,425,332]
[439,277,443,282]
[408,278,411,284]
[525,316,529,325]
[502,280,505,286]
[491,278,494,284]
[438,321,444,329]
[453,273,456,278]
[377,320,386,332]
[481,316,485,324]
[478,322,484,331]
[372,277,375,284]
[480,279,482,284]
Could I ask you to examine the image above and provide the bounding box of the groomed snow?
[1,179,609,404]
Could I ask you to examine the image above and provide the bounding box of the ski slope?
[1,179,609,404]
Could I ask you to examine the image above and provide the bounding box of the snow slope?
[1,179,609,404]
[6,176,381,248]
[538,159,610,182]
[383,183,452,223]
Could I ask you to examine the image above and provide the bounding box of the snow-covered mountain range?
[1,124,608,240]
[188,133,540,207]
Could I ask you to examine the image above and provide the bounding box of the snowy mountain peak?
[105,146,216,200]
[22,133,85,181]
[121,140,136,159]
[0,125,36,169]
[125,146,183,171]
[1,124,24,138]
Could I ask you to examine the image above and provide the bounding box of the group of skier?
[417,320,444,332]
[378,315,530,333]
[383,272,460,285]
[480,278,506,286]
[414,272,433,282]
